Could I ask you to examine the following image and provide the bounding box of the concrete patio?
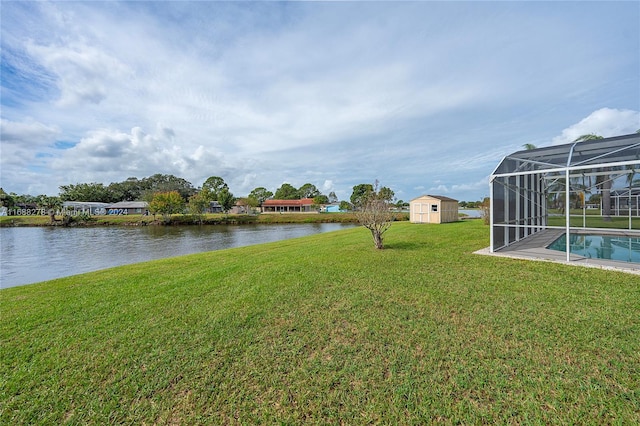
[475,229,640,276]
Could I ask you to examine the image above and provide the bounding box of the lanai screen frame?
[489,133,640,261]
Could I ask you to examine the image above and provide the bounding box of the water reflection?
[0,223,354,288]
[458,209,482,218]
[548,233,640,263]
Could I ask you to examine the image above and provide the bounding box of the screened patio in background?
[489,133,640,261]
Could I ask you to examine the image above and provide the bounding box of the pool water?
[547,234,640,264]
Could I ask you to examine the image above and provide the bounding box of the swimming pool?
[547,233,640,264]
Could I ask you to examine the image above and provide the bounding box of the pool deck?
[475,229,640,276]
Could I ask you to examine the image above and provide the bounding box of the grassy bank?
[1,221,638,424]
[0,212,408,227]
[547,214,640,229]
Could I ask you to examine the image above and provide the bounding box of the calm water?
[547,233,640,264]
[0,223,355,288]
[459,209,482,218]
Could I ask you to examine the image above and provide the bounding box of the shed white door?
[413,202,431,223]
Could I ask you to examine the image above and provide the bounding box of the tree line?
[0,174,404,215]
[1,174,488,216]
[1,177,464,250]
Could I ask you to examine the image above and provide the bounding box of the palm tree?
[626,129,640,188]
[36,195,63,224]
[573,134,611,221]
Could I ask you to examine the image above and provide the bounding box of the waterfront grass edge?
[1,221,638,424]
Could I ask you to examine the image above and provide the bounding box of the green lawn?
[0,212,287,226]
[0,212,378,227]
[547,214,640,229]
[1,221,638,424]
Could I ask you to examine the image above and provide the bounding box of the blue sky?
[1,1,639,202]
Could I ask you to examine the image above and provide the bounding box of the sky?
[1,1,639,203]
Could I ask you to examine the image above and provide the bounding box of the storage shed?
[410,195,459,224]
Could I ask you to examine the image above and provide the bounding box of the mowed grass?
[547,214,640,229]
[0,212,372,227]
[1,221,639,424]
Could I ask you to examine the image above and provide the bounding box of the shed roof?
[411,195,458,202]
[262,198,315,206]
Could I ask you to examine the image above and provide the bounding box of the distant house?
[208,201,223,213]
[261,198,317,213]
[62,201,109,215]
[105,201,149,215]
[611,188,640,216]
[409,195,458,224]
[325,204,344,213]
[230,200,251,214]
[14,202,38,210]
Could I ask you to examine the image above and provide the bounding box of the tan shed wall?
[440,201,459,223]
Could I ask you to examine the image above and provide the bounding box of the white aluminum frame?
[489,134,640,262]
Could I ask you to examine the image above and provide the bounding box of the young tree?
[142,174,196,201]
[313,195,329,205]
[248,187,273,204]
[10,193,38,206]
[339,200,352,211]
[188,193,209,224]
[480,197,491,225]
[0,188,14,208]
[37,195,62,224]
[235,197,255,214]
[378,186,395,202]
[217,188,236,216]
[356,181,395,250]
[274,183,298,200]
[59,182,115,202]
[297,183,320,199]
[350,183,374,207]
[201,176,228,201]
[148,191,186,223]
[108,177,143,201]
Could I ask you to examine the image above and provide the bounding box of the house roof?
[612,188,640,196]
[411,195,458,203]
[106,201,149,209]
[63,201,110,208]
[262,198,315,206]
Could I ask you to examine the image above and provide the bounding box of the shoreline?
[0,212,385,227]
[0,211,483,228]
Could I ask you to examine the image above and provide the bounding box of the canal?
[0,223,355,288]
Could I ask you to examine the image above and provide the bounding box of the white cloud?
[0,120,61,186]
[50,125,228,184]
[0,119,59,146]
[429,184,450,194]
[451,179,490,195]
[427,177,489,198]
[552,108,640,145]
[26,41,131,107]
